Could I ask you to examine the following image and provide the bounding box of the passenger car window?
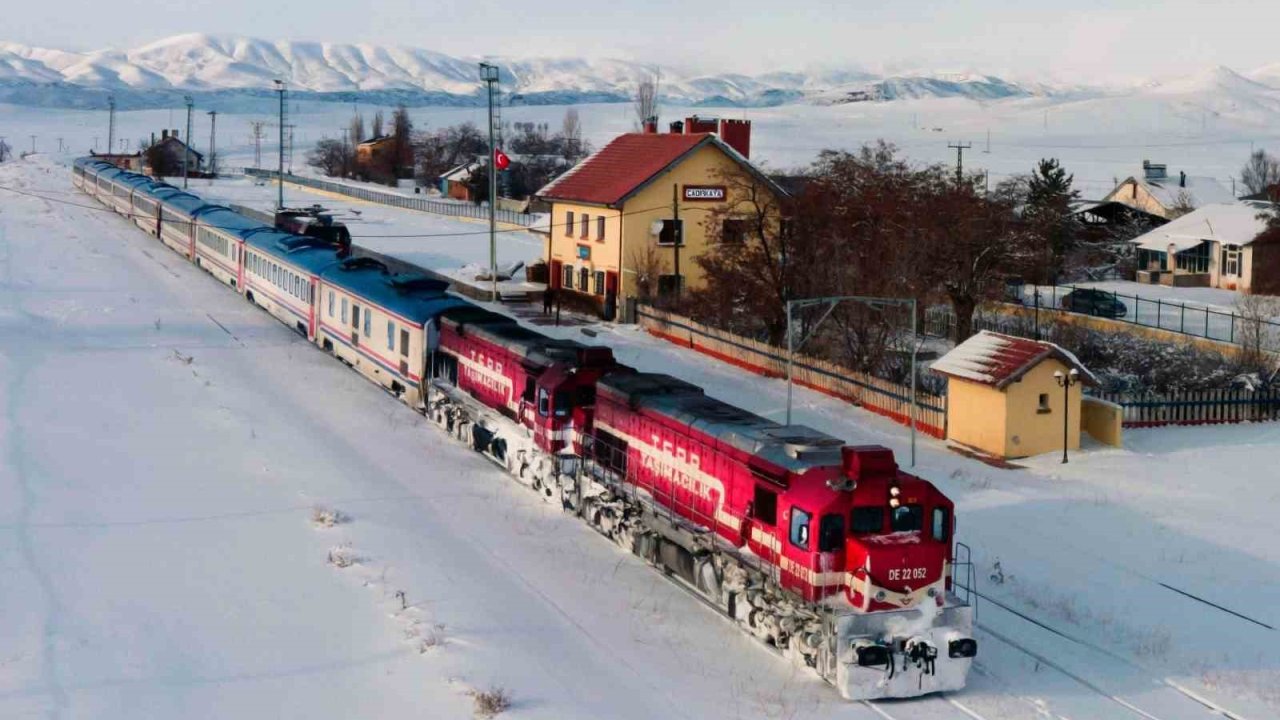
[819,514,845,552]
[891,504,924,533]
[931,507,949,542]
[851,506,883,534]
[790,507,811,550]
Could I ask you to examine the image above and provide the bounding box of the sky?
[7,0,1280,83]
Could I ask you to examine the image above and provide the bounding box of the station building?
[535,117,785,318]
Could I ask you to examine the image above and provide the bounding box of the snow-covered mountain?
[0,33,1057,108]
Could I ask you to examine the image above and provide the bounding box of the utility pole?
[206,110,217,177]
[274,80,286,210]
[250,121,266,169]
[107,95,116,158]
[480,62,500,303]
[182,95,193,189]
[984,129,991,154]
[93,136,98,151]
[672,183,682,304]
[30,135,36,154]
[948,141,972,185]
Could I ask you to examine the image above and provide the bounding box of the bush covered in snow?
[469,686,511,718]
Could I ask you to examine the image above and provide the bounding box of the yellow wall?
[946,358,1085,459]
[1103,179,1172,219]
[547,143,780,303]
[945,377,1007,457]
[1003,358,1082,458]
[1081,396,1124,447]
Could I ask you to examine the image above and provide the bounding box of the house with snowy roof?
[534,116,785,318]
[1101,160,1236,220]
[1130,201,1280,293]
[931,331,1108,459]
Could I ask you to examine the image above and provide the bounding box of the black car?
[1060,288,1127,318]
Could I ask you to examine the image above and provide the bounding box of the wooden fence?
[1091,389,1280,428]
[636,305,947,438]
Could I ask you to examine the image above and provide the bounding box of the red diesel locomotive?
[425,316,976,700]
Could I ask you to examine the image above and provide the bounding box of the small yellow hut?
[932,331,1098,460]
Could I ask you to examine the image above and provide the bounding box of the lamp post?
[1053,367,1080,464]
[274,80,286,210]
[182,95,193,189]
[479,62,500,303]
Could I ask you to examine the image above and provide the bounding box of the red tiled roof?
[537,133,712,206]
[930,331,1096,389]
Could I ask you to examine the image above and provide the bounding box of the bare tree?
[349,113,365,147]
[1168,190,1196,219]
[1241,149,1280,198]
[371,110,384,139]
[561,108,584,162]
[634,73,660,128]
[307,138,350,177]
[391,104,413,178]
[0,138,10,163]
[630,243,667,304]
[1235,292,1280,372]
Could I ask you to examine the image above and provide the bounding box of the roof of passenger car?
[246,231,345,275]
[197,206,273,238]
[321,257,472,324]
[598,372,843,476]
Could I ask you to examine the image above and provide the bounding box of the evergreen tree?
[1024,158,1081,283]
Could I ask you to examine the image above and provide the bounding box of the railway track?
[974,589,1251,720]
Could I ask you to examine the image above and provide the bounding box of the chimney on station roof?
[642,116,659,134]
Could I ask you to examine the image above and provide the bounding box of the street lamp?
[182,95,193,189]
[479,62,500,303]
[274,79,286,210]
[1052,368,1080,464]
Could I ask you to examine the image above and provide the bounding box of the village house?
[88,151,143,172]
[1101,160,1235,219]
[1130,201,1280,293]
[535,116,785,318]
[144,129,202,176]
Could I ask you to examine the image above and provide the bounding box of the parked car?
[1060,288,1127,318]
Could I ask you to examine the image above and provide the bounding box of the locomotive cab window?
[523,377,536,403]
[553,391,570,418]
[931,507,949,542]
[752,485,778,526]
[537,387,550,417]
[891,504,924,533]
[819,514,845,552]
[789,507,811,550]
[851,506,884,534]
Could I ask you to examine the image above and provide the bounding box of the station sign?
[682,185,726,201]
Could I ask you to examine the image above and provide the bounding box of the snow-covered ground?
[4,149,1279,718]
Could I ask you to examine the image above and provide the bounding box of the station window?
[580,213,590,238]
[657,218,683,246]
[891,504,924,533]
[596,215,605,241]
[789,507,811,550]
[931,507,949,542]
[563,264,574,290]
[850,506,883,534]
[579,266,589,291]
[400,329,409,357]
[593,270,605,296]
[387,321,395,350]
[1038,393,1051,413]
[564,211,575,237]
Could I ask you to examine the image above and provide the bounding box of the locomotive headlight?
[875,590,886,601]
[948,638,978,659]
[927,587,937,597]
[889,486,901,497]
[889,498,901,509]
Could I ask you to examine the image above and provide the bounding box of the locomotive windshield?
[890,504,924,532]
[851,506,883,534]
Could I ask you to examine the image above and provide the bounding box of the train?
[73,157,977,700]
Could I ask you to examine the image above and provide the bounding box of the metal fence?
[636,305,948,438]
[242,168,538,227]
[1092,389,1280,427]
[1010,284,1280,351]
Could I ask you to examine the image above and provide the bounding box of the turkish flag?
[494,148,511,171]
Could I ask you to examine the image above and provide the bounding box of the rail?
[242,168,538,227]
